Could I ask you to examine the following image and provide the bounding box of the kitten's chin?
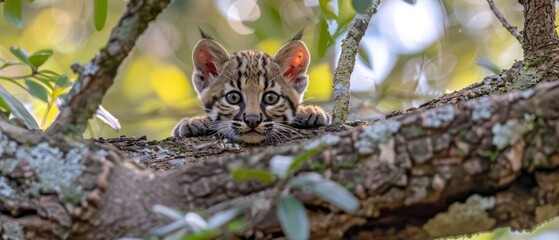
[239,132,265,144]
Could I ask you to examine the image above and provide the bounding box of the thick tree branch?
[487,0,522,43]
[519,0,559,64]
[331,1,380,124]
[46,0,171,136]
[1,79,558,239]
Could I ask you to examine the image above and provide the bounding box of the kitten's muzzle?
[244,114,262,129]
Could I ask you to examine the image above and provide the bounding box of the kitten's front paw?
[294,105,332,128]
[172,116,211,137]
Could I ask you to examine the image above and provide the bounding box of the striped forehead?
[224,51,279,92]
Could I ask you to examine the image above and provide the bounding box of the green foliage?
[351,0,371,13]
[315,0,356,59]
[316,18,333,58]
[150,204,247,240]
[278,195,310,240]
[9,47,31,66]
[319,0,336,19]
[0,85,38,128]
[288,145,327,174]
[24,79,48,102]
[28,49,53,69]
[93,0,108,31]
[0,95,10,117]
[0,46,120,132]
[289,173,359,213]
[3,0,22,28]
[231,168,275,184]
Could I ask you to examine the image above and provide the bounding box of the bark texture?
[1,81,559,239]
[0,0,558,239]
[520,0,559,64]
[331,1,380,124]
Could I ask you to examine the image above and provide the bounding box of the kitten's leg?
[293,105,332,128]
[172,116,213,137]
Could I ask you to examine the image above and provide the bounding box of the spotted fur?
[173,30,331,143]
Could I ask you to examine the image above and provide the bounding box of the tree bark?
[1,0,559,239]
[1,81,559,239]
[331,1,380,124]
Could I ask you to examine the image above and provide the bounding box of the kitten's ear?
[273,31,310,96]
[192,31,229,93]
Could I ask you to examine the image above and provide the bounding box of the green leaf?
[207,207,243,229]
[312,180,359,213]
[277,196,309,240]
[316,17,332,59]
[181,230,220,240]
[0,60,21,70]
[25,79,49,102]
[0,85,39,129]
[4,0,23,28]
[288,145,327,174]
[95,105,121,132]
[351,0,371,13]
[289,173,359,214]
[150,219,187,236]
[9,46,31,66]
[0,96,10,116]
[338,0,357,22]
[152,204,184,220]
[319,0,336,19]
[54,74,70,89]
[93,0,108,31]
[27,0,34,2]
[31,75,53,90]
[270,155,294,179]
[39,69,61,78]
[226,219,245,232]
[358,46,372,68]
[231,168,274,184]
[28,49,53,69]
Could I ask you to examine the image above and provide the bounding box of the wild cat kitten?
[172,30,331,144]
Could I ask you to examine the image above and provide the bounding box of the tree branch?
[331,1,380,125]
[95,80,559,239]
[2,79,558,239]
[519,0,559,65]
[46,0,171,136]
[487,0,522,43]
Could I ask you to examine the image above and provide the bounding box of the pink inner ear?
[197,49,218,77]
[205,62,217,77]
[283,48,308,83]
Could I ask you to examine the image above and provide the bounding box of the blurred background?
[0,0,558,239]
[0,0,524,140]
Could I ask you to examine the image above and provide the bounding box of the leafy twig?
[331,1,381,124]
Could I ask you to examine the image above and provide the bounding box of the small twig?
[331,1,381,124]
[487,0,522,43]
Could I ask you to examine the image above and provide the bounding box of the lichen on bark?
[423,195,496,238]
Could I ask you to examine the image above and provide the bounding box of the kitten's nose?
[244,114,261,129]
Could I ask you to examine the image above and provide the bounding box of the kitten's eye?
[262,92,280,105]
[225,91,242,104]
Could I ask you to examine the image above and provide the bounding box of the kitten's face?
[199,51,300,143]
[191,34,310,143]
